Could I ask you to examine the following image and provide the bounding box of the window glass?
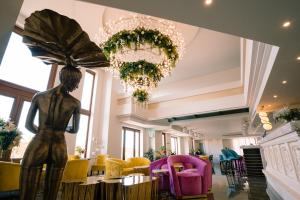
[75,114,89,151]
[81,72,94,110]
[11,101,38,158]
[0,95,14,121]
[171,137,178,154]
[124,129,134,160]
[162,133,166,147]
[0,33,51,91]
[135,132,140,157]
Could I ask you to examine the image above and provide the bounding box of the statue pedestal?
[259,121,300,200]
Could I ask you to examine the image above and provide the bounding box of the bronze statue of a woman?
[20,9,108,199]
[20,66,82,200]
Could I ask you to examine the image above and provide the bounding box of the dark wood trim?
[122,127,141,159]
[162,133,166,147]
[0,79,38,100]
[168,108,249,122]
[14,26,24,35]
[47,64,58,89]
[122,128,126,160]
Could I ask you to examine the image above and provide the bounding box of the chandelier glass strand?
[99,14,184,103]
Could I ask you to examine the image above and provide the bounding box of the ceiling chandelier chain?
[98,14,185,103]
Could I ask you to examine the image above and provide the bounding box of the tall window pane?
[75,114,89,150]
[81,72,94,110]
[0,95,14,121]
[122,127,140,160]
[124,129,134,160]
[0,33,51,91]
[171,137,178,154]
[11,101,38,158]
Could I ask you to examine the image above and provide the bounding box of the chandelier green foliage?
[133,89,149,103]
[102,27,179,65]
[119,60,163,87]
[101,27,180,103]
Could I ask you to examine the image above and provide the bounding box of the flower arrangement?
[273,107,300,122]
[0,118,22,151]
[75,146,85,157]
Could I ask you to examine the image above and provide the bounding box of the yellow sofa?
[105,157,150,178]
[62,159,89,182]
[0,161,21,192]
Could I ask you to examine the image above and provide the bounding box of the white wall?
[203,139,224,163]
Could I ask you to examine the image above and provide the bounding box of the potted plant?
[75,146,85,158]
[273,107,300,123]
[143,148,154,161]
[0,118,22,161]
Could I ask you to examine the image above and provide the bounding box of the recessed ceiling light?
[282,80,287,84]
[297,56,300,60]
[282,21,291,28]
[273,95,278,98]
[205,0,213,6]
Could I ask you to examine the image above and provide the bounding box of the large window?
[171,137,178,155]
[75,70,95,157]
[0,31,57,158]
[162,133,166,147]
[122,127,140,160]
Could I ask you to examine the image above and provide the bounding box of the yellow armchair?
[68,154,81,160]
[105,157,151,177]
[62,159,89,182]
[91,154,107,175]
[0,161,21,192]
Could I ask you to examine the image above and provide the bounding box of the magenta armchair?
[167,155,208,198]
[199,158,212,191]
[150,157,170,191]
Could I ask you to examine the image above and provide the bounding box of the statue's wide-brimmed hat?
[23,9,108,68]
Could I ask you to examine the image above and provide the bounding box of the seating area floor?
[159,165,270,200]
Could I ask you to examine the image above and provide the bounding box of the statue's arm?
[25,94,39,134]
[66,101,81,134]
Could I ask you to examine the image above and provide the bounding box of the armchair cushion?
[177,172,202,195]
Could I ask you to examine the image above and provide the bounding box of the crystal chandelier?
[98,14,184,103]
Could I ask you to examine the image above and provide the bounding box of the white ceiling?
[78,0,300,133]
[18,0,295,137]
[17,0,242,104]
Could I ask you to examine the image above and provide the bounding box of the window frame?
[122,127,141,160]
[0,28,57,159]
[79,69,96,157]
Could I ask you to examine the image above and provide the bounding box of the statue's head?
[59,66,82,92]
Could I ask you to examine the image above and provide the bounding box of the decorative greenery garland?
[101,27,180,103]
[102,27,179,65]
[119,60,163,87]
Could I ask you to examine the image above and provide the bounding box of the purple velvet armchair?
[150,157,170,191]
[167,155,209,198]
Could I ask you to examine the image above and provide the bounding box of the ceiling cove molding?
[243,39,279,121]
